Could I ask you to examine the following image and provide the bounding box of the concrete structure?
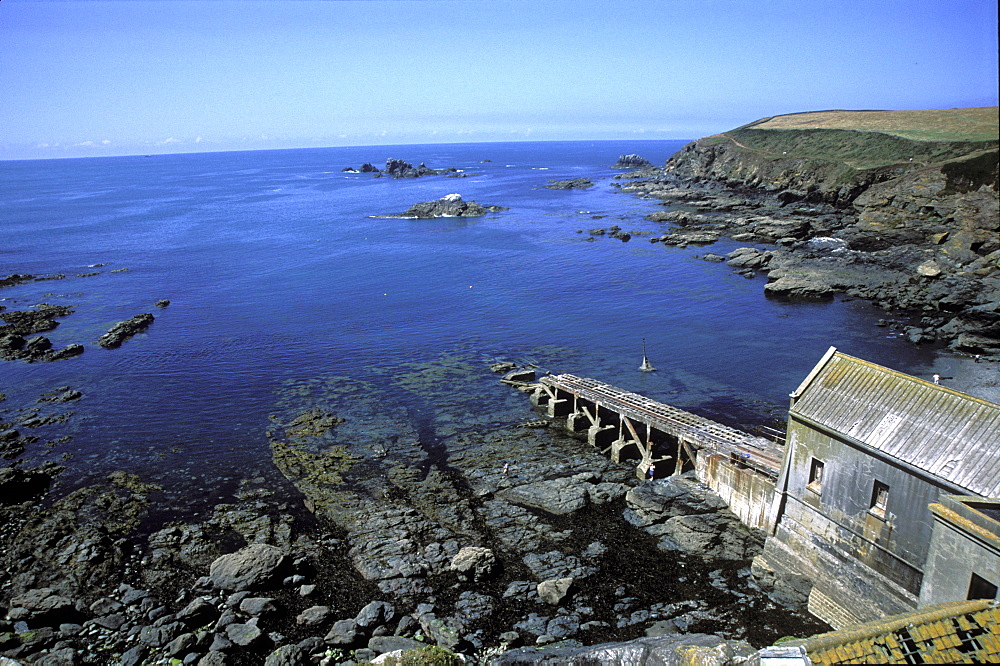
[758,347,1000,629]
[920,495,1000,606]
[523,352,1000,635]
[533,373,781,471]
[532,374,785,530]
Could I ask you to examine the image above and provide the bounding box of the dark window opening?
[807,458,824,494]
[870,480,889,518]
[967,573,998,600]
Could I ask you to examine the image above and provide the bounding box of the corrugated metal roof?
[790,348,1000,497]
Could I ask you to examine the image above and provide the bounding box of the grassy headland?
[700,107,998,170]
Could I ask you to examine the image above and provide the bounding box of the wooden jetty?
[531,373,784,480]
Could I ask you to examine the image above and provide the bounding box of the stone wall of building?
[920,496,1000,606]
[695,453,777,531]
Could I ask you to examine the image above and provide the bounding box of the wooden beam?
[621,416,649,459]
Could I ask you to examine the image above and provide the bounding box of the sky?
[1,0,997,159]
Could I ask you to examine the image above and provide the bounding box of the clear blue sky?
[2,0,997,159]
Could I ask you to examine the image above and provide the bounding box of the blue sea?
[1,141,939,514]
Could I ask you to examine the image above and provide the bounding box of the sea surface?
[2,140,941,514]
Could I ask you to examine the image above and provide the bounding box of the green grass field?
[702,107,998,170]
[743,107,998,142]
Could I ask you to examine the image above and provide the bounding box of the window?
[807,458,824,494]
[870,481,889,518]
[968,573,999,600]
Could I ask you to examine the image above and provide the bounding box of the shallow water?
[1,141,943,509]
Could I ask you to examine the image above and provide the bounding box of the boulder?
[415,611,462,651]
[355,600,394,629]
[207,543,286,591]
[239,597,278,617]
[537,578,574,605]
[139,621,185,648]
[264,644,306,666]
[226,618,264,647]
[449,546,497,583]
[763,275,835,300]
[8,588,81,627]
[176,596,217,626]
[726,247,771,270]
[624,477,763,562]
[917,260,943,277]
[368,635,426,655]
[296,605,330,627]
[324,618,359,646]
[493,633,756,665]
[624,476,728,524]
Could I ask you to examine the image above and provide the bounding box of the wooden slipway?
[532,373,783,481]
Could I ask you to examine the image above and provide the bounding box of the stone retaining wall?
[695,453,776,531]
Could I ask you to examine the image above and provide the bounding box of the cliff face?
[665,130,999,264]
[667,129,997,205]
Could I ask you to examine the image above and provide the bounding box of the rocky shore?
[1,366,830,665]
[605,114,1000,360]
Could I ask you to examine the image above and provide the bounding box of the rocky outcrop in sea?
[612,154,654,170]
[98,313,155,349]
[544,178,594,190]
[342,158,463,178]
[376,194,508,219]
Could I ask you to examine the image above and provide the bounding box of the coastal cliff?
[623,107,1000,358]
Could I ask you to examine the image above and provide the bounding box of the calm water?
[1,141,938,508]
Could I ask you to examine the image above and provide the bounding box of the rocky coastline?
[4,122,997,664]
[605,121,1000,359]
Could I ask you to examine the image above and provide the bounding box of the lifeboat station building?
[758,347,1000,629]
